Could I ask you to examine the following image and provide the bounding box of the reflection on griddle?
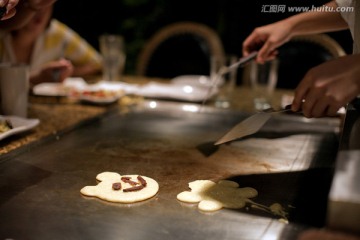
[227,168,334,227]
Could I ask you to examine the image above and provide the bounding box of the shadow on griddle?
[0,161,52,206]
[195,132,298,157]
[196,141,219,157]
[226,167,335,228]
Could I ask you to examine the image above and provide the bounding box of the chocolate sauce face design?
[81,172,159,203]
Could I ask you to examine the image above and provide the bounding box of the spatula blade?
[214,112,271,145]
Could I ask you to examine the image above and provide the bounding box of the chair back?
[136,22,225,78]
[277,34,346,89]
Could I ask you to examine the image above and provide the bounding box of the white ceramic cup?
[99,34,126,81]
[0,63,29,117]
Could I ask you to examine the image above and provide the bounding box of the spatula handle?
[283,104,303,114]
[284,104,292,111]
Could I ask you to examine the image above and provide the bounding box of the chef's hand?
[242,21,293,63]
[30,59,74,87]
[292,54,360,118]
[0,0,19,20]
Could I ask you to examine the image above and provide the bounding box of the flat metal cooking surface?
[0,101,340,240]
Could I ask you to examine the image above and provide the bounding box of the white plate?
[137,81,218,102]
[32,82,67,96]
[32,77,87,97]
[171,75,224,87]
[0,116,40,141]
[171,75,212,87]
[68,81,127,104]
[34,79,128,104]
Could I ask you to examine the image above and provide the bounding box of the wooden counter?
[0,102,106,155]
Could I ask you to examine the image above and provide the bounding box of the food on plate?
[177,179,288,222]
[0,118,13,133]
[80,172,159,203]
[70,89,123,100]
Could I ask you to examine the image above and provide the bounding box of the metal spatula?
[214,105,293,145]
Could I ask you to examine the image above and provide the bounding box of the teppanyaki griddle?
[0,100,340,240]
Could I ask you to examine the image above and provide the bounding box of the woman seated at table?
[0,3,102,88]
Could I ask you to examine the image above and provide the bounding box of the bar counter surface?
[0,76,292,156]
[0,75,351,240]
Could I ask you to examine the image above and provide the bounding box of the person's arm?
[243,1,348,63]
[57,21,102,77]
[30,59,74,88]
[72,62,102,77]
[287,1,348,35]
[291,54,360,118]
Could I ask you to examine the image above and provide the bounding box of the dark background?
[53,0,353,75]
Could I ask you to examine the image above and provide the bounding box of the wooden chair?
[136,22,226,78]
[242,33,346,89]
[290,34,346,58]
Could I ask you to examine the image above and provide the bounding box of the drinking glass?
[99,34,126,81]
[0,63,29,117]
[250,59,278,111]
[214,55,237,108]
